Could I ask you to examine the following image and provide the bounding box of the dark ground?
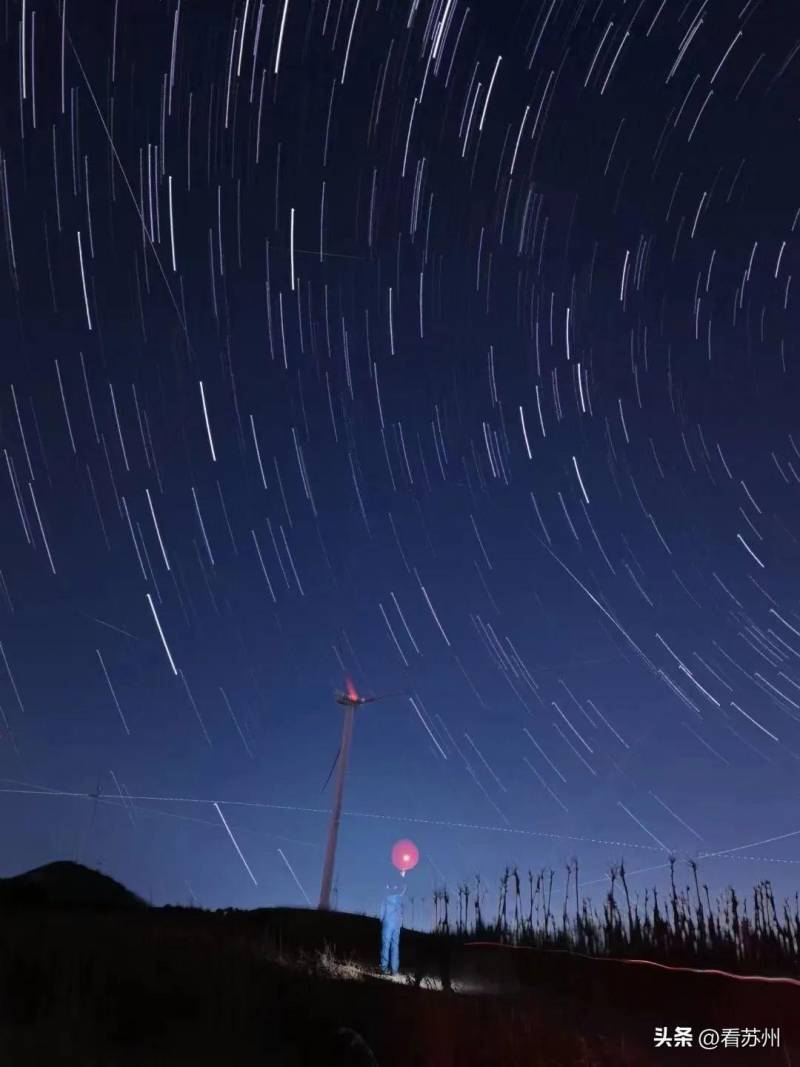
[0,899,797,1066]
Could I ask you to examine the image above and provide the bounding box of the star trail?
[0,0,799,916]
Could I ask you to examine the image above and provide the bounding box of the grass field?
[0,861,798,1065]
[428,859,800,977]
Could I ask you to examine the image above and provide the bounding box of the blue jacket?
[381,892,404,928]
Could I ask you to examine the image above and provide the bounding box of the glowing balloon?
[391,839,419,875]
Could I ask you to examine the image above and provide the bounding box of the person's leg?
[380,922,390,972]
[390,926,400,974]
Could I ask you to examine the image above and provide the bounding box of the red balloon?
[391,839,419,873]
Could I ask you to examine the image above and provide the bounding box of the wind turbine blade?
[321,744,341,792]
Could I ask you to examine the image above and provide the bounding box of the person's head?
[386,882,401,895]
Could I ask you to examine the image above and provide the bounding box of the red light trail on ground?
[464,941,800,987]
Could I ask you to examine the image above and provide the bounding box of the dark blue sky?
[1,0,799,921]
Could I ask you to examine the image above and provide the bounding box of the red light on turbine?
[345,676,360,701]
[391,839,419,874]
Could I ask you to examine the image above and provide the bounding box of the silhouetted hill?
[1,900,797,1065]
[0,860,148,910]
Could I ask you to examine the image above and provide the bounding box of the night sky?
[0,0,799,922]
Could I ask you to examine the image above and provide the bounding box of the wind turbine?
[318,677,399,910]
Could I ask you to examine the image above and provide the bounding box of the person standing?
[379,882,406,975]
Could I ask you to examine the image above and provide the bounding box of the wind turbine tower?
[318,679,392,910]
